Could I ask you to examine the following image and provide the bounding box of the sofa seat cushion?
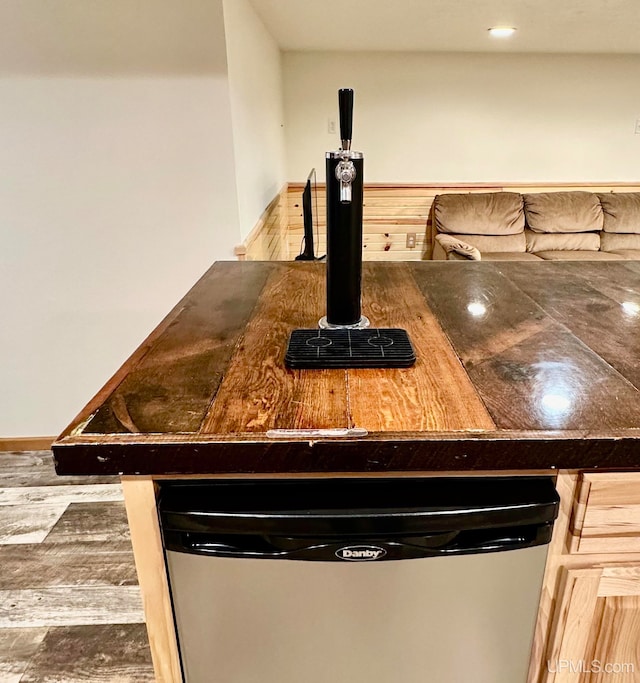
[435,192,524,235]
[525,229,599,252]
[534,250,626,261]
[480,252,543,261]
[603,249,640,260]
[523,191,603,233]
[598,193,640,233]
[600,232,640,252]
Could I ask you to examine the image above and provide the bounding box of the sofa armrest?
[435,234,482,261]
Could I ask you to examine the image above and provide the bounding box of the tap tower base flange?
[318,315,370,330]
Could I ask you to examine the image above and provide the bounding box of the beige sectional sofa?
[432,191,640,261]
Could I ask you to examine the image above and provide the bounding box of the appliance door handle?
[429,533,535,555]
[172,531,458,557]
[165,524,552,561]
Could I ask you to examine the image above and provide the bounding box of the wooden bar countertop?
[53,261,640,475]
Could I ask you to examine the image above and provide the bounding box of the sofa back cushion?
[597,193,640,233]
[445,232,527,254]
[525,230,600,253]
[523,192,603,233]
[600,232,640,252]
[434,192,524,236]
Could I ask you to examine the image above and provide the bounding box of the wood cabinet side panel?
[528,472,577,683]
[122,477,182,683]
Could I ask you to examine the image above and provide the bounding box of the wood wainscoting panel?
[235,182,640,264]
[286,184,443,261]
[235,185,289,261]
[286,182,640,263]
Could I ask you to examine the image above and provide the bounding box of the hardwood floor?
[0,451,154,682]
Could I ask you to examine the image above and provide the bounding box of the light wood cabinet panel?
[570,473,640,554]
[121,477,182,683]
[531,473,640,683]
[544,564,640,683]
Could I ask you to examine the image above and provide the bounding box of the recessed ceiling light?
[488,27,517,38]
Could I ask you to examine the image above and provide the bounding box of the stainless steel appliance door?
[167,544,547,683]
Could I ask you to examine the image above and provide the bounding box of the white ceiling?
[248,0,640,53]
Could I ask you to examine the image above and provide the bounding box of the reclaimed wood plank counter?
[51,260,640,683]
[54,260,640,475]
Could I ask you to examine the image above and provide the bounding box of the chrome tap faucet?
[335,157,356,204]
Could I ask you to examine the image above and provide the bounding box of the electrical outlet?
[406,233,417,249]
[328,118,337,134]
[635,119,640,134]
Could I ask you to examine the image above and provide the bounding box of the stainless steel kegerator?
[160,476,559,683]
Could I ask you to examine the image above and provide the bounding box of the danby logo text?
[335,546,387,561]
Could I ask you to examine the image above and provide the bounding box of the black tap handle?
[338,88,354,144]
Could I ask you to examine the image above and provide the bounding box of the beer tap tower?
[284,88,415,370]
[319,88,369,329]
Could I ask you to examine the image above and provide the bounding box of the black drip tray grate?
[285,328,415,369]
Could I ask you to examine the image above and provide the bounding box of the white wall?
[223,0,286,240]
[283,51,640,182]
[0,1,241,437]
